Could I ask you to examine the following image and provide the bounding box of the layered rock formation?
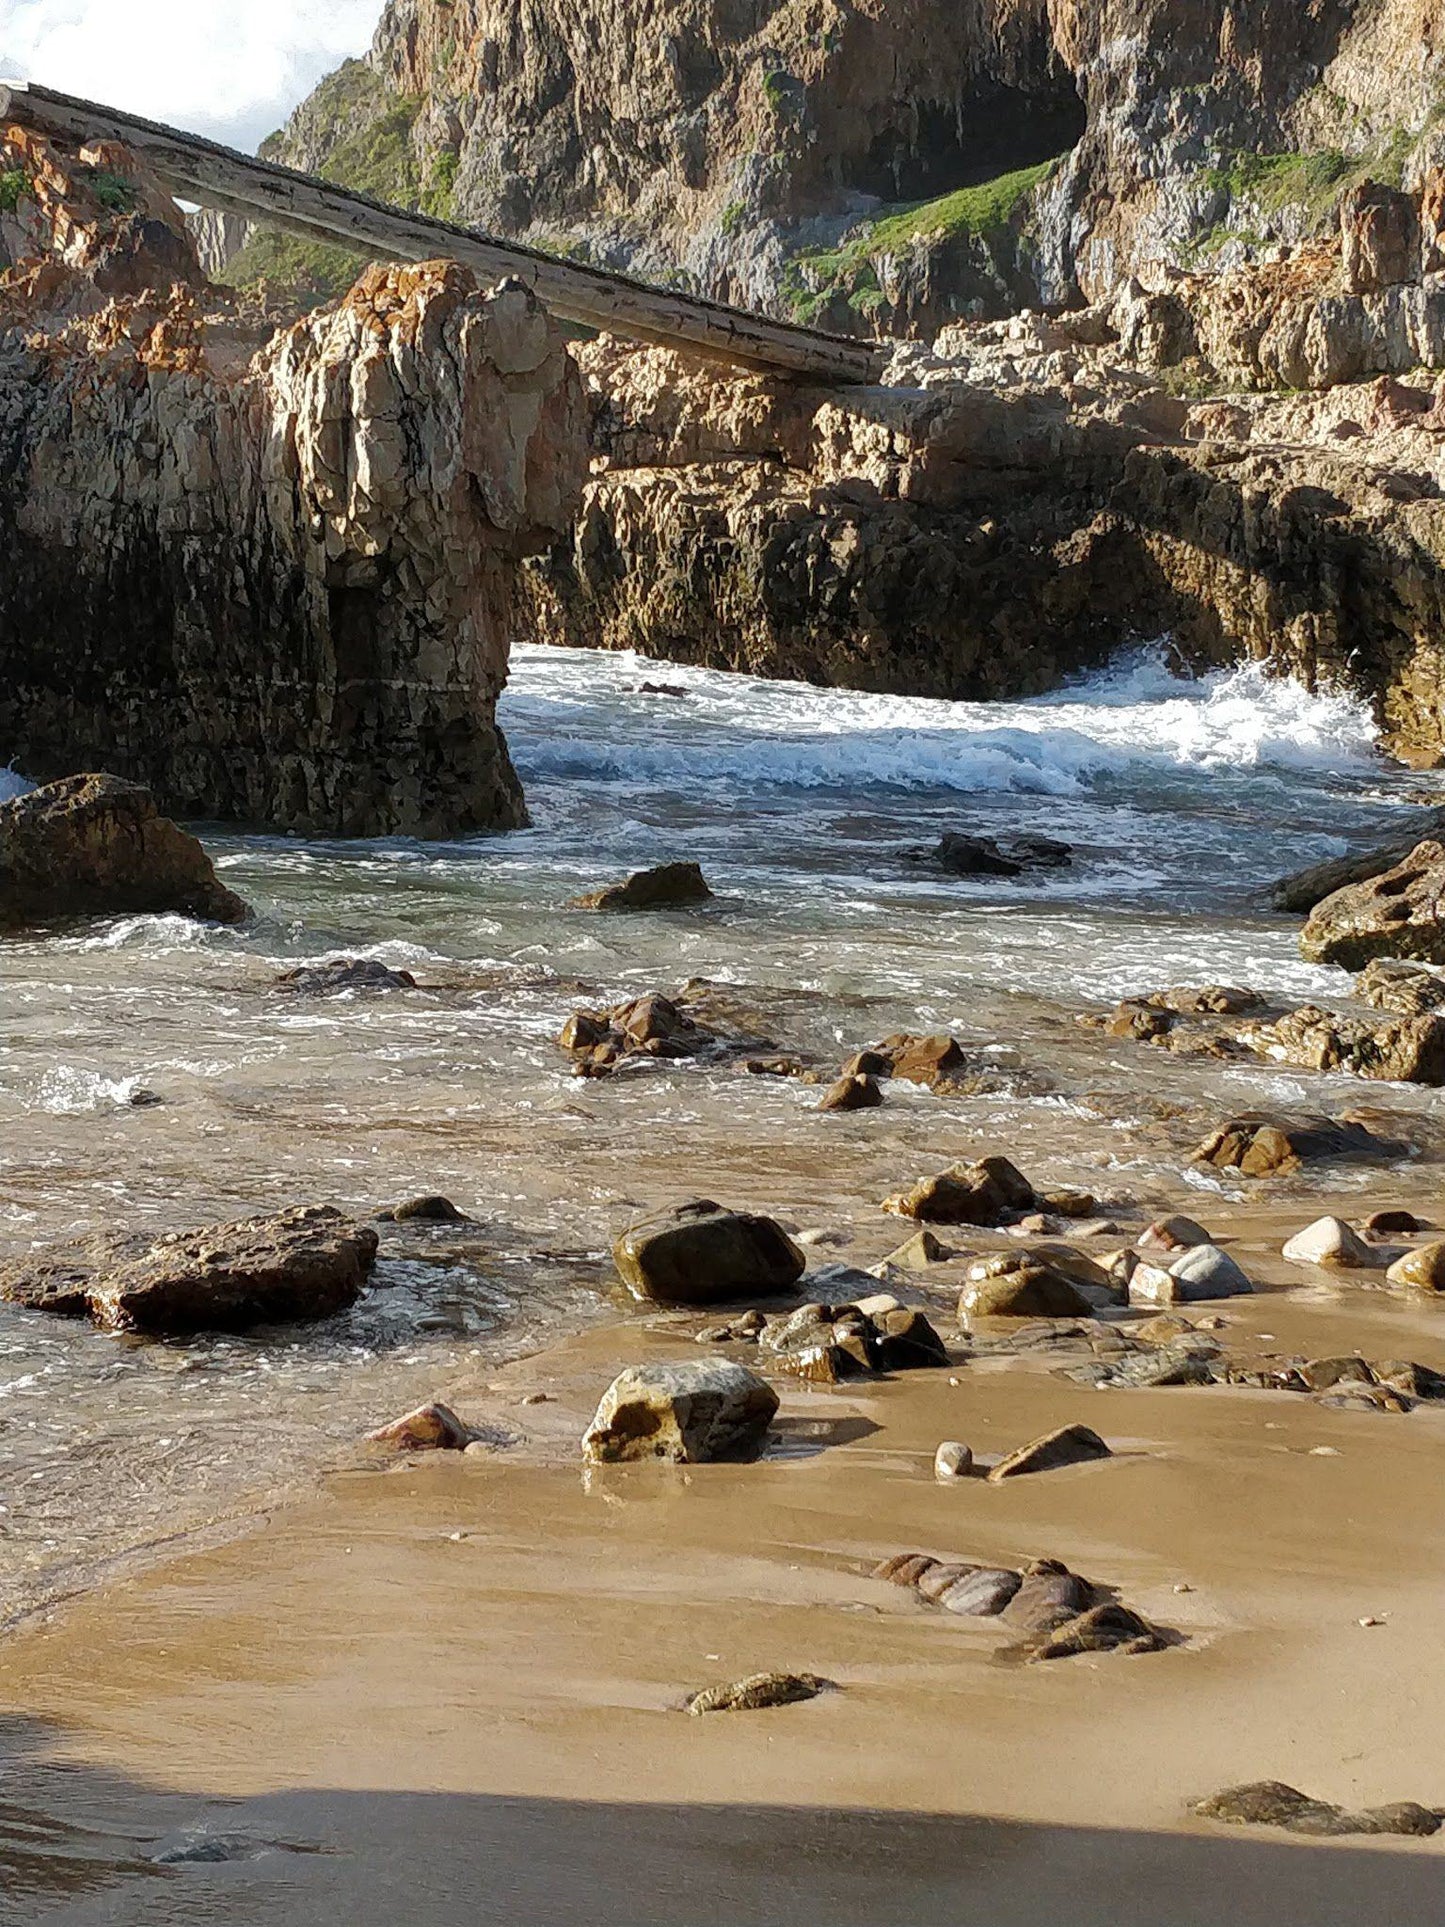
[242,0,1445,338]
[518,322,1445,755]
[0,125,587,836]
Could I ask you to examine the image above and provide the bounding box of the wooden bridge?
[0,79,884,385]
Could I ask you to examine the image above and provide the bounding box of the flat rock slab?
[987,1423,1113,1482]
[1194,1781,1441,1838]
[89,1206,378,1335]
[582,1360,779,1464]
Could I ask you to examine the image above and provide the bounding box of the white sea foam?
[505,646,1383,797]
[36,1067,150,1114]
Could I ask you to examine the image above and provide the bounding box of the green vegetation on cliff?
[0,168,30,214]
[222,59,440,305]
[782,158,1057,329]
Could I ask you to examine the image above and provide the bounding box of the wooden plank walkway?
[0,80,884,384]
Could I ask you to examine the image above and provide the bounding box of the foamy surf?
[504,645,1384,797]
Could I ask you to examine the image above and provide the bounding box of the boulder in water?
[884,1155,1035,1226]
[1193,1113,1398,1176]
[959,1263,1094,1319]
[1385,1240,1445,1292]
[1282,1216,1383,1270]
[582,1359,779,1463]
[570,861,713,911]
[275,958,418,995]
[367,1401,474,1449]
[818,1071,883,1112]
[0,774,247,926]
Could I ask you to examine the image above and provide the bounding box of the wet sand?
[5,1205,1445,1924]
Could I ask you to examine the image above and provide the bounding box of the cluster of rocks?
[1192,1113,1399,1179]
[1194,1782,1441,1840]
[557,982,799,1080]
[884,1154,1096,1231]
[703,1284,948,1386]
[1088,980,1445,1089]
[0,774,247,927]
[0,1206,377,1336]
[872,1552,1167,1663]
[274,958,419,996]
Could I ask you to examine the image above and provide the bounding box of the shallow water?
[1,642,1442,1622]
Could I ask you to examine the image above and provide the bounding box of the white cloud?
[1,1,386,152]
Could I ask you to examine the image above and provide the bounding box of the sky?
[1,1,386,152]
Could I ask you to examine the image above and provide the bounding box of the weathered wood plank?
[0,80,884,384]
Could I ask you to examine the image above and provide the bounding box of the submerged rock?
[987,1423,1112,1482]
[0,774,247,926]
[87,1206,379,1336]
[686,1672,831,1714]
[1193,1113,1398,1176]
[1301,841,1445,969]
[582,1359,779,1463]
[276,959,418,995]
[382,1195,472,1224]
[613,1201,805,1305]
[570,861,713,911]
[1194,1781,1441,1838]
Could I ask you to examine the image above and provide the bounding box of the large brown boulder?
[88,1206,378,1335]
[582,1360,779,1463]
[612,1201,805,1305]
[0,774,247,925]
[884,1156,1034,1225]
[1242,1004,1445,1085]
[1301,841,1445,969]
[1193,1112,1400,1176]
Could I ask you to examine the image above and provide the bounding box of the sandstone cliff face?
[0,127,588,837]
[249,0,1445,336]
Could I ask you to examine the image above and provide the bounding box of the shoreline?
[5,1187,1445,1919]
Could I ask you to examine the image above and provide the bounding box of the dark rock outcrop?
[570,862,713,911]
[0,774,247,925]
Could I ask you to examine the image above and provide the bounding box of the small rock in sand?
[934,1440,974,1479]
[987,1423,1112,1482]
[1138,1215,1212,1253]
[1362,1208,1422,1237]
[878,1228,954,1271]
[582,1360,778,1464]
[368,1401,473,1450]
[686,1672,831,1714]
[1129,1244,1251,1307]
[1281,1216,1382,1270]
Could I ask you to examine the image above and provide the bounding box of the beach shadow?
[1,1713,1442,1927]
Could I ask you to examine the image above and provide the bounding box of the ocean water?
[0,641,1440,1622]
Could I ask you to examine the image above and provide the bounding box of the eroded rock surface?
[0,774,247,926]
[582,1359,779,1463]
[0,127,587,836]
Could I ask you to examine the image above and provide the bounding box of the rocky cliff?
[0,125,588,836]
[235,0,1445,338]
[520,316,1445,760]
